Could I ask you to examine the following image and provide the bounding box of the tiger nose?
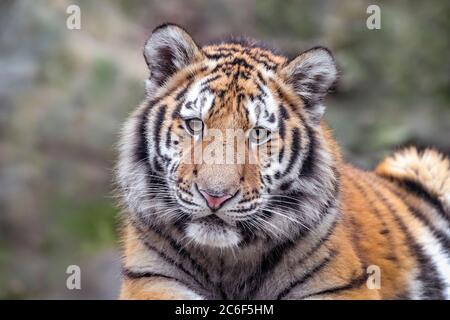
[199,189,233,210]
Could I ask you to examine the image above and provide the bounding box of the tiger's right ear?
[144,24,203,96]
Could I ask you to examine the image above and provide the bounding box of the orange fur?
[118,27,450,299]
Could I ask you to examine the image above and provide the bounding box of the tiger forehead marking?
[117,24,450,300]
[177,45,284,131]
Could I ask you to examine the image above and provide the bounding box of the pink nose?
[199,190,232,210]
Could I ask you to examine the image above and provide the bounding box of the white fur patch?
[376,148,450,214]
[179,78,215,120]
[416,226,450,298]
[185,221,241,248]
[246,84,279,132]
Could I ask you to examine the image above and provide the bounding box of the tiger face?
[118,24,338,249]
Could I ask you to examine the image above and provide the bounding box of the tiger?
[116,23,450,300]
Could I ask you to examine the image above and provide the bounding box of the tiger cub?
[116,24,450,299]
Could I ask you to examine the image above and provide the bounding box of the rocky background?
[0,0,449,299]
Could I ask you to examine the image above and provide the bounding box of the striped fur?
[116,24,450,300]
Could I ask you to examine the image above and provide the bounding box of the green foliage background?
[0,0,448,299]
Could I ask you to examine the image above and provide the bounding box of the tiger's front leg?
[119,225,206,300]
[120,276,205,300]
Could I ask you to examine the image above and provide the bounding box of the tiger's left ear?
[144,23,204,96]
[283,47,338,125]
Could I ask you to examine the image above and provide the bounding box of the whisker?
[253,216,285,239]
[261,208,310,230]
[261,194,302,202]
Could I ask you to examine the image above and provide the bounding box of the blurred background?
[0,0,449,299]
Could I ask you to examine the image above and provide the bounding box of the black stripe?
[370,178,445,299]
[174,81,192,101]
[153,105,167,158]
[179,187,193,197]
[296,217,339,265]
[279,180,292,191]
[276,250,337,299]
[236,220,259,247]
[122,268,196,293]
[243,190,338,298]
[133,103,170,193]
[134,104,152,164]
[128,223,204,288]
[184,101,193,109]
[347,174,398,265]
[178,195,200,207]
[243,237,302,299]
[152,156,163,172]
[279,104,290,120]
[299,124,316,178]
[171,97,186,119]
[205,45,281,65]
[251,56,277,70]
[252,50,279,63]
[256,70,267,85]
[277,140,286,166]
[201,74,222,86]
[299,273,367,299]
[204,52,234,60]
[278,111,286,140]
[123,269,176,281]
[122,268,176,281]
[222,57,255,71]
[199,86,212,95]
[281,128,300,176]
[217,257,227,300]
[386,176,448,222]
[379,179,450,253]
[134,220,214,289]
[400,199,450,252]
[165,124,172,148]
[228,205,258,214]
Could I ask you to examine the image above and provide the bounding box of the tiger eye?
[185,118,204,135]
[249,126,271,145]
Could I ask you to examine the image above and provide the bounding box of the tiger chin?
[116,23,450,300]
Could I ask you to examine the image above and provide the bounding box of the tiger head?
[117,24,340,249]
